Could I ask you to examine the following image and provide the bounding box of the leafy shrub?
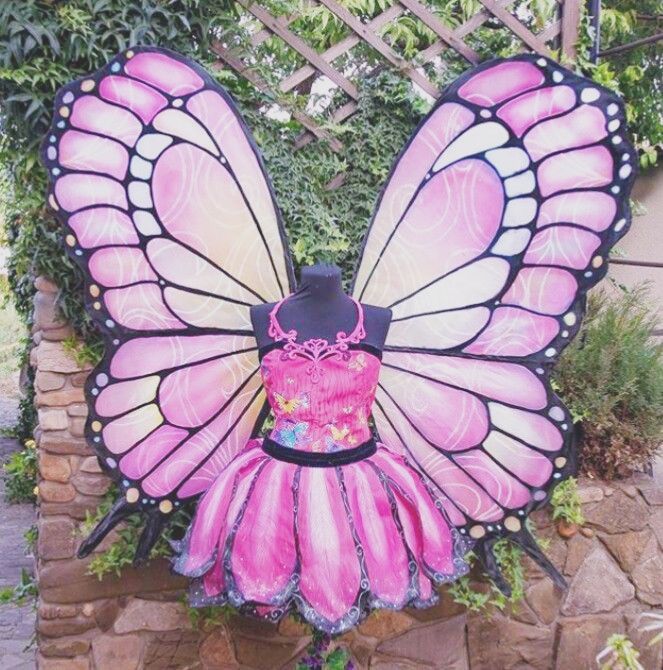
[297,630,353,670]
[185,602,234,630]
[553,287,663,479]
[597,633,644,670]
[24,524,37,554]
[81,487,192,579]
[550,477,585,526]
[2,438,37,503]
[0,568,37,605]
[447,538,527,614]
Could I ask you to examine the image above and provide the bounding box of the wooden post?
[561,0,582,61]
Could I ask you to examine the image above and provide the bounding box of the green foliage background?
[0,0,660,614]
[0,1,661,447]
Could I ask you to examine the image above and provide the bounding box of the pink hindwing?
[353,54,636,539]
[42,47,295,509]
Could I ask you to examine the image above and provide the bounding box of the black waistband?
[262,437,377,467]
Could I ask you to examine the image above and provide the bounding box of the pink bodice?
[260,299,381,453]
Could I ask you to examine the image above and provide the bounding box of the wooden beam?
[250,13,297,47]
[293,99,358,148]
[397,0,481,64]
[280,5,404,93]
[236,0,359,99]
[211,41,343,151]
[316,0,439,97]
[609,258,663,268]
[477,0,554,56]
[417,0,515,65]
[599,31,663,57]
[561,0,582,60]
[539,18,561,43]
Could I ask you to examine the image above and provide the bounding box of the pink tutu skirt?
[173,440,470,633]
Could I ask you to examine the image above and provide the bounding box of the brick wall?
[32,276,663,670]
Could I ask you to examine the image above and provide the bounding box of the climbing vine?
[0,0,661,624]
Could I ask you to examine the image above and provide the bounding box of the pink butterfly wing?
[42,47,293,511]
[353,55,635,536]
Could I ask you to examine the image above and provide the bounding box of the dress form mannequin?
[250,263,391,351]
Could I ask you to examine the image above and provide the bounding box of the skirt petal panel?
[343,462,411,606]
[229,460,297,603]
[175,440,471,632]
[371,448,459,577]
[297,467,361,625]
[174,441,265,576]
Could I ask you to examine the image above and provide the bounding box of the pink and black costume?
[174,297,470,631]
[42,46,635,632]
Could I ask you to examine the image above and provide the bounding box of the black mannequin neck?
[295,264,348,307]
[249,263,393,352]
[277,263,357,340]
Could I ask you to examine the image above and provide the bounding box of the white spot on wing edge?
[580,88,600,103]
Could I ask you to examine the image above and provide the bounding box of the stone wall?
[32,277,663,670]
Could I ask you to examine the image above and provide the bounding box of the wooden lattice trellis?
[211,0,582,152]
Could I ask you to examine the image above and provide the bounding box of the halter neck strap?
[267,296,365,344]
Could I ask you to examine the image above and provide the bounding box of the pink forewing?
[523,105,607,161]
[99,75,168,124]
[361,159,504,306]
[379,366,488,451]
[538,146,613,196]
[483,431,553,487]
[354,103,475,296]
[55,174,127,212]
[537,191,616,232]
[69,208,138,248]
[502,267,577,315]
[119,425,189,479]
[382,352,547,410]
[489,403,563,452]
[141,378,262,497]
[109,335,255,379]
[102,404,162,454]
[89,247,157,287]
[124,52,204,96]
[453,450,531,508]
[70,96,142,146]
[374,392,503,522]
[152,144,279,299]
[103,284,185,330]
[186,90,289,285]
[524,226,601,269]
[496,85,576,137]
[95,376,159,417]
[458,61,544,106]
[159,353,258,428]
[58,130,128,179]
